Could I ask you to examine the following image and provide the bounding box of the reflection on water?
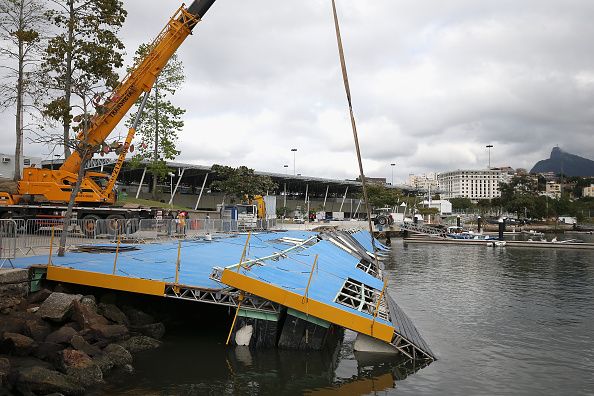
[99,327,428,395]
[98,236,594,395]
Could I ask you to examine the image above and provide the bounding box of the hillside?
[531,147,594,176]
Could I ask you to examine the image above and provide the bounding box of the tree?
[210,165,277,203]
[449,197,473,211]
[42,0,127,159]
[364,185,402,208]
[0,0,47,181]
[127,44,185,200]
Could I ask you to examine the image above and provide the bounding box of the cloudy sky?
[2,0,594,183]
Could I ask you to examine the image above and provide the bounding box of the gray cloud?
[2,0,593,184]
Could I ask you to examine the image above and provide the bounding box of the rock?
[0,296,24,312]
[0,268,28,284]
[92,354,114,375]
[0,315,26,334]
[33,342,65,361]
[80,295,97,312]
[59,349,103,387]
[70,335,100,357]
[97,303,128,326]
[46,327,77,345]
[89,324,128,344]
[130,322,165,340]
[0,357,9,386]
[26,306,40,313]
[71,300,108,329]
[0,332,36,356]
[99,293,117,305]
[122,306,154,326]
[37,293,82,323]
[27,288,52,304]
[103,344,132,367]
[10,366,84,396]
[24,318,53,342]
[118,336,161,353]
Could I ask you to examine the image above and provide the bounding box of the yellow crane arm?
[60,0,217,175]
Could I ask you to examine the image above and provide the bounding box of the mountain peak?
[531,147,594,176]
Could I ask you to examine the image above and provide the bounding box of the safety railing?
[0,219,18,267]
[4,216,282,258]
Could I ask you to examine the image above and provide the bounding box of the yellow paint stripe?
[47,266,165,296]
[221,269,394,342]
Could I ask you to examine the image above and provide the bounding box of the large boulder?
[27,288,53,304]
[33,342,66,361]
[89,324,129,344]
[98,303,128,326]
[70,335,100,357]
[0,315,26,335]
[0,357,9,386]
[0,332,36,356]
[46,326,78,345]
[71,300,108,329]
[122,306,154,326]
[58,349,103,387]
[103,344,132,367]
[130,322,165,340]
[118,336,161,353]
[37,293,82,323]
[10,366,84,396]
[24,318,53,342]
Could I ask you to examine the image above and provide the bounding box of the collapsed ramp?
[213,232,435,362]
[385,293,435,360]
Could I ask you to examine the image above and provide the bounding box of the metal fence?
[0,219,18,267]
[2,217,279,257]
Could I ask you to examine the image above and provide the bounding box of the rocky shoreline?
[0,269,165,396]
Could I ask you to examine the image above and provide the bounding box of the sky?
[2,0,594,184]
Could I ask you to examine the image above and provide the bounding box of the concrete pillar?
[477,216,482,233]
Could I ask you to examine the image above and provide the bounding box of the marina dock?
[9,229,435,361]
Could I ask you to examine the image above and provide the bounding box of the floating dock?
[11,229,435,361]
[404,236,594,250]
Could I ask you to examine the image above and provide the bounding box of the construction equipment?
[0,0,217,220]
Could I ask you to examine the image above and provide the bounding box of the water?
[100,236,594,395]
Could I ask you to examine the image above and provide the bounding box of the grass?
[116,196,191,211]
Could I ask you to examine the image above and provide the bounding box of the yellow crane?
[0,1,217,220]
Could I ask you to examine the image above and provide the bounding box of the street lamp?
[486,145,494,169]
[168,172,175,196]
[283,165,288,210]
[291,148,297,176]
[390,163,396,186]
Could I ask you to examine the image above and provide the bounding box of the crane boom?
[13,0,217,207]
[61,0,216,175]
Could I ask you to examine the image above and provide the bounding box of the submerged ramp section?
[386,293,435,360]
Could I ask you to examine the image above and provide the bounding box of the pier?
[7,228,435,361]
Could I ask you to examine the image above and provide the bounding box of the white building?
[0,153,41,180]
[408,173,438,191]
[438,169,509,200]
[583,184,594,198]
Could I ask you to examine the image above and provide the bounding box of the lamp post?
[168,172,175,198]
[283,165,288,213]
[291,148,297,176]
[390,163,395,186]
[486,144,493,169]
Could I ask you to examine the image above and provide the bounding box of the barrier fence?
[0,217,279,258]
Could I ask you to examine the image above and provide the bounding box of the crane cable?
[330,0,380,267]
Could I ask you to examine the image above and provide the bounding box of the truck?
[0,0,217,224]
[222,195,276,229]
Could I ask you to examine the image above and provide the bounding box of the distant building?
[545,182,562,199]
[0,153,41,180]
[583,184,594,198]
[408,173,438,191]
[538,171,558,181]
[438,169,508,200]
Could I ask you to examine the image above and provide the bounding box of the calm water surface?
[101,234,594,395]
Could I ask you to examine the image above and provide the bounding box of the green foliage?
[42,0,127,156]
[364,185,402,208]
[127,44,185,191]
[210,165,277,201]
[450,197,473,210]
[418,207,439,215]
